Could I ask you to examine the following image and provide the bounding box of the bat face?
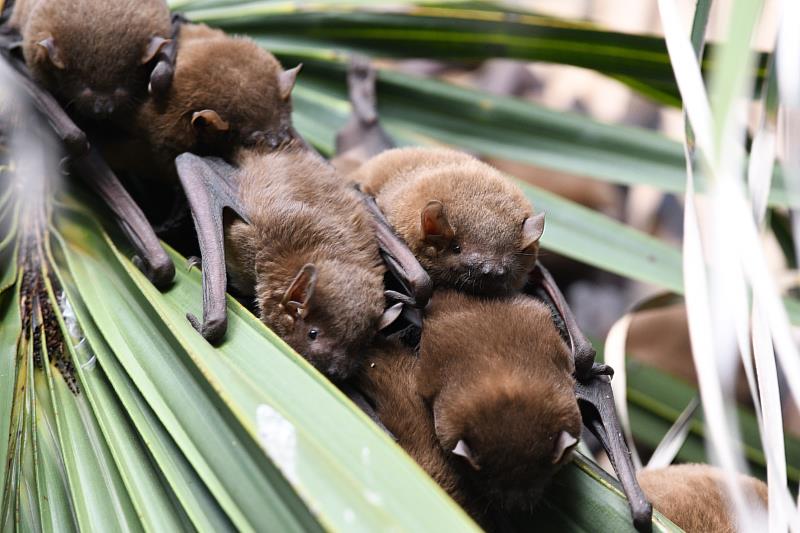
[260,259,386,381]
[137,26,299,159]
[416,194,544,295]
[23,0,172,120]
[418,292,581,510]
[359,148,544,296]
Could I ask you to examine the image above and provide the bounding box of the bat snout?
[91,95,116,118]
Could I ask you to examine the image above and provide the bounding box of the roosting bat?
[637,464,767,532]
[133,22,301,165]
[0,2,179,287]
[417,290,582,510]
[10,0,172,121]
[108,21,302,240]
[174,140,410,379]
[351,147,545,296]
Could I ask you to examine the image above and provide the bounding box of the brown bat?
[176,142,402,378]
[638,464,768,532]
[416,290,582,510]
[12,0,172,121]
[351,147,545,296]
[134,22,301,166]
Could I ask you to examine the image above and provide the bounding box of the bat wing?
[530,262,652,531]
[72,148,175,288]
[175,152,249,344]
[334,55,395,168]
[359,191,432,327]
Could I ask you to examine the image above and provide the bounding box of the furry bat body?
[177,141,389,379]
[11,0,172,121]
[352,147,545,296]
[105,22,301,234]
[357,290,581,520]
[133,22,300,169]
[638,464,768,532]
[417,290,582,510]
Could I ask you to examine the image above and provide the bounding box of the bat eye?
[308,328,319,340]
[451,243,461,254]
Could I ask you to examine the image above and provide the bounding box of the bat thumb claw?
[186,313,202,331]
[186,313,227,344]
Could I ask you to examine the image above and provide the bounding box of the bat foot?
[186,312,227,344]
[132,253,175,289]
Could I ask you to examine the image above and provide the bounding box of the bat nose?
[480,264,506,277]
[92,96,115,117]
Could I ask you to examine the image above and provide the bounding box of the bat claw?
[186,256,201,271]
[186,312,227,344]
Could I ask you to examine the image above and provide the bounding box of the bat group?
[0,1,768,531]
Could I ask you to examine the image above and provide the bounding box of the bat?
[134,22,301,164]
[175,143,401,380]
[0,2,180,286]
[350,146,545,296]
[12,0,172,121]
[638,464,767,532]
[416,290,582,511]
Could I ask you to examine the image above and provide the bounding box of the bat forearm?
[72,148,174,287]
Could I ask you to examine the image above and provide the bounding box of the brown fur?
[134,23,293,163]
[357,339,475,514]
[224,144,385,380]
[351,147,540,295]
[638,464,768,532]
[18,0,171,119]
[417,290,581,510]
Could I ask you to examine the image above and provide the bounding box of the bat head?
[419,292,581,509]
[25,0,172,121]
[267,259,385,381]
[138,26,298,158]
[435,374,581,509]
[408,162,543,295]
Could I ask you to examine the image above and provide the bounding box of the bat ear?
[192,110,230,133]
[552,431,578,464]
[279,63,302,101]
[36,36,65,69]
[421,200,454,248]
[378,301,404,331]
[521,212,545,251]
[141,36,171,65]
[282,263,317,319]
[452,439,480,470]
